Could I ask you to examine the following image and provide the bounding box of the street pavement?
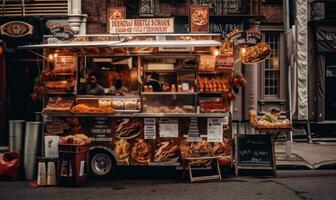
[0,170,336,200]
[275,142,336,169]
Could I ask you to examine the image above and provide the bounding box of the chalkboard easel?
[234,134,277,177]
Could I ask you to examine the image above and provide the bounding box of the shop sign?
[0,21,33,37]
[50,24,74,41]
[239,42,271,64]
[109,18,174,34]
[190,5,209,33]
[226,28,262,46]
[316,26,336,52]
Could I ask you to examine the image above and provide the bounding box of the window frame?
[260,31,285,100]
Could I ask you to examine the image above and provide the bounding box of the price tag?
[207,118,224,142]
[144,118,156,139]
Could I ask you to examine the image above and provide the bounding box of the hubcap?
[91,153,112,176]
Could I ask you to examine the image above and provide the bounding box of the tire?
[89,149,116,178]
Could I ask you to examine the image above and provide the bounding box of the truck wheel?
[89,149,116,177]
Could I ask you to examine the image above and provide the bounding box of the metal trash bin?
[9,120,25,156]
[34,112,42,122]
[24,121,41,180]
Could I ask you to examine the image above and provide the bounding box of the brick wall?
[260,4,283,24]
[82,1,283,34]
[82,0,109,34]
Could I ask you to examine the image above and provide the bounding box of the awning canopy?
[19,40,221,49]
[18,41,123,49]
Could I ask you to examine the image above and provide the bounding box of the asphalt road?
[0,170,336,200]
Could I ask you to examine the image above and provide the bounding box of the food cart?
[20,33,240,181]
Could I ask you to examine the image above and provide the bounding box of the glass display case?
[71,95,141,113]
[142,93,197,113]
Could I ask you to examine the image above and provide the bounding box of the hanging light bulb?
[53,53,58,58]
[48,54,53,60]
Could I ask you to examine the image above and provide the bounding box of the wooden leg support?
[185,159,222,183]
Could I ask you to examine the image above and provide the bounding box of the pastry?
[131,139,151,164]
[114,139,130,165]
[114,118,142,139]
[71,104,114,113]
[154,141,179,163]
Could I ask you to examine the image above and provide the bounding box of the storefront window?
[264,32,280,97]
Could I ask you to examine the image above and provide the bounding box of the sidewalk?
[275,141,336,169]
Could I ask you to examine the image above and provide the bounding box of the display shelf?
[135,113,229,118]
[47,92,76,95]
[198,92,225,95]
[198,71,231,75]
[142,92,197,95]
[42,111,229,118]
[53,72,75,76]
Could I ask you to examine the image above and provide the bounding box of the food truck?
[20,31,239,178]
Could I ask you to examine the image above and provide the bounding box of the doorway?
[325,54,336,120]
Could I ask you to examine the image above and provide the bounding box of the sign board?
[207,118,224,142]
[107,7,126,31]
[0,21,33,37]
[239,42,271,64]
[236,135,273,166]
[109,18,174,34]
[144,118,156,139]
[226,28,262,46]
[316,26,336,52]
[186,118,202,142]
[44,136,59,158]
[190,5,209,33]
[54,56,77,74]
[159,118,178,138]
[50,24,74,41]
[91,117,111,136]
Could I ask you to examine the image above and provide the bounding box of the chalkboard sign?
[237,135,273,166]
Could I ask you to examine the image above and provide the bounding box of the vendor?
[146,72,161,92]
[105,78,129,95]
[80,73,105,95]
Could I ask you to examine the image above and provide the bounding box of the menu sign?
[144,118,156,139]
[109,18,174,34]
[54,56,77,74]
[190,5,209,33]
[186,118,202,142]
[91,117,111,135]
[159,118,178,138]
[237,135,273,166]
[207,118,224,142]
